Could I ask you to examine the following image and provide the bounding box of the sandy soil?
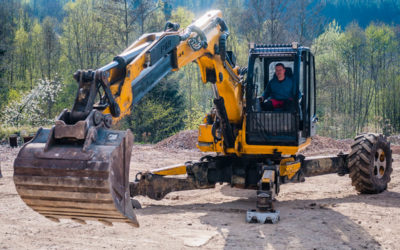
[1,142,400,249]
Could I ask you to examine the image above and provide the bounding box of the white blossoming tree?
[2,75,63,127]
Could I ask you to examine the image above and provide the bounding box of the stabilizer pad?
[246,209,280,224]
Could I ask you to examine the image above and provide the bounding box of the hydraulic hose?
[215,17,230,62]
[179,25,208,50]
[164,21,180,31]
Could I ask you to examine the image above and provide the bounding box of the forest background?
[0,0,399,142]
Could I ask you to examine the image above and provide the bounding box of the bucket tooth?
[71,218,87,225]
[98,219,113,226]
[14,125,139,227]
[126,220,139,227]
[45,216,60,223]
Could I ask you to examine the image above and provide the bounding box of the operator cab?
[245,43,317,146]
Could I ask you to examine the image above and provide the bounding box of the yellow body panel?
[197,116,312,156]
[239,138,311,156]
[197,123,215,151]
[279,158,301,179]
[151,164,187,176]
[198,124,214,143]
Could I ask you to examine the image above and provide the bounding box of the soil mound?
[392,145,400,154]
[388,134,400,145]
[301,135,352,155]
[155,130,198,150]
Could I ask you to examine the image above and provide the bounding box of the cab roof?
[249,43,310,58]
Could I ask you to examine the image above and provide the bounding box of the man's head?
[275,63,286,81]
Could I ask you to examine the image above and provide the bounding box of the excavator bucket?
[13,115,138,227]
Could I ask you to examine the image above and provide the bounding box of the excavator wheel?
[348,133,393,194]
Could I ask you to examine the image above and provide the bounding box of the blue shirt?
[262,76,298,100]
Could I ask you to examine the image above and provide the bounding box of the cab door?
[309,53,317,136]
[300,50,316,139]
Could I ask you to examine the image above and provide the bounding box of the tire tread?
[348,133,392,194]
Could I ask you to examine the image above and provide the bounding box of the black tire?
[348,133,393,194]
[131,199,142,209]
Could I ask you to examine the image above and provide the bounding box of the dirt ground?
[1,136,400,249]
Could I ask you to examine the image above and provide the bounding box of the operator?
[260,63,297,111]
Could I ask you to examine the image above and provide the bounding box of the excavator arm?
[71,10,242,124]
[13,10,243,227]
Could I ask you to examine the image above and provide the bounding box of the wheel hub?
[374,149,386,179]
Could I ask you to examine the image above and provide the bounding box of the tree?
[125,76,185,142]
[41,17,60,79]
[13,26,32,89]
[61,0,113,71]
[132,0,161,34]
[313,20,400,137]
[287,0,325,46]
[30,0,65,22]
[365,23,398,132]
[1,75,63,126]
[0,0,19,109]
[100,0,145,50]
[312,21,345,137]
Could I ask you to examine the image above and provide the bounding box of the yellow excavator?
[13,10,393,226]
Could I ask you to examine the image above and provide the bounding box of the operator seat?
[284,67,293,79]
